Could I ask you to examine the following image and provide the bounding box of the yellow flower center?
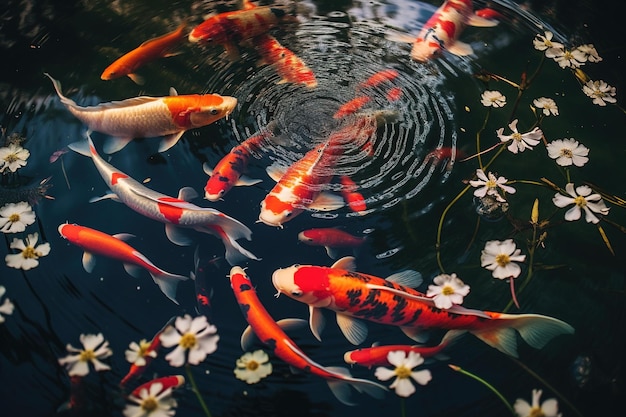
[22,246,37,259]
[141,397,158,412]
[395,365,412,379]
[180,333,197,349]
[4,153,18,163]
[560,148,573,158]
[485,178,497,189]
[138,340,151,357]
[79,349,96,362]
[9,213,20,222]
[247,360,260,371]
[574,195,587,208]
[529,407,546,417]
[495,253,510,267]
[512,132,522,142]
[441,285,455,296]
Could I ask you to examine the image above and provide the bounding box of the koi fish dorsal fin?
[386,270,423,288]
[466,14,499,27]
[336,313,368,345]
[177,186,198,202]
[446,40,473,56]
[331,256,356,271]
[169,87,178,96]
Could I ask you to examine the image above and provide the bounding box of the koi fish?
[67,134,259,265]
[101,23,188,85]
[45,73,237,153]
[254,34,317,88]
[333,96,371,119]
[387,0,498,62]
[298,228,367,259]
[339,175,367,214]
[344,329,465,368]
[228,266,387,405]
[129,375,185,398]
[357,69,399,89]
[58,223,188,303]
[385,87,403,102]
[272,257,574,357]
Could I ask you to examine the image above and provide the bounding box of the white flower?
[0,201,36,233]
[553,48,587,68]
[480,239,526,279]
[552,183,609,224]
[533,31,564,58]
[0,286,15,323]
[123,382,178,417]
[159,314,219,367]
[374,351,432,397]
[0,144,30,173]
[532,97,559,116]
[5,232,51,270]
[575,44,602,63]
[497,119,543,154]
[469,169,516,202]
[426,273,470,309]
[582,80,617,106]
[125,339,157,366]
[58,333,113,377]
[514,389,562,417]
[481,90,506,108]
[546,138,589,167]
[234,350,273,384]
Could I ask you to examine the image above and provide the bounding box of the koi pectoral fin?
[82,251,96,273]
[165,224,194,246]
[447,40,473,56]
[336,314,368,345]
[103,136,134,154]
[158,131,185,153]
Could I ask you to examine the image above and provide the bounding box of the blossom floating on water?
[0,143,30,173]
[551,47,587,69]
[0,201,36,233]
[582,80,617,106]
[480,239,526,279]
[497,119,543,154]
[576,44,602,63]
[469,169,516,203]
[426,273,470,309]
[0,286,15,323]
[480,90,506,108]
[58,333,113,377]
[159,314,219,367]
[5,232,51,270]
[546,138,589,167]
[234,350,273,384]
[123,381,178,417]
[532,31,564,58]
[552,183,609,224]
[514,389,562,417]
[374,351,432,397]
[125,339,158,366]
[532,97,559,116]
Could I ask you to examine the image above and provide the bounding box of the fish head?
[297,229,323,245]
[204,178,227,202]
[258,194,300,227]
[272,264,333,307]
[410,38,444,62]
[57,223,76,240]
[187,95,238,128]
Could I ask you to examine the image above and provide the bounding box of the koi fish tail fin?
[44,73,78,109]
[325,366,387,405]
[220,229,261,266]
[471,313,574,358]
[149,270,190,304]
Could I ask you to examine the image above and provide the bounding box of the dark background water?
[1,1,625,416]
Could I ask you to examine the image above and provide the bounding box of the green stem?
[448,364,516,416]
[186,364,212,417]
[400,397,406,417]
[476,109,491,169]
[436,184,472,272]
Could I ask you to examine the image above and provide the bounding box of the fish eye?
[210,109,219,115]
[291,289,303,297]
[285,211,292,217]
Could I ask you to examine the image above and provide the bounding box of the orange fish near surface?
[333,96,371,119]
[298,228,367,259]
[101,23,188,85]
[46,73,236,153]
[358,69,399,89]
[339,175,367,214]
[254,34,317,88]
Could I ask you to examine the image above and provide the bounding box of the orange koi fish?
[358,69,399,89]
[298,228,367,259]
[344,329,465,368]
[45,73,236,153]
[254,34,317,88]
[385,87,402,102]
[101,23,188,85]
[129,375,185,398]
[228,266,387,405]
[339,175,367,214]
[272,257,574,356]
[58,223,189,303]
[333,96,371,119]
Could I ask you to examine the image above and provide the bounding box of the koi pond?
[1,0,624,416]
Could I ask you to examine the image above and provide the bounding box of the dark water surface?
[1,0,625,416]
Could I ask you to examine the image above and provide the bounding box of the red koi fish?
[188,5,294,60]
[385,87,402,102]
[58,223,189,303]
[474,8,505,21]
[272,257,574,356]
[101,23,187,85]
[228,266,387,405]
[339,175,367,214]
[298,228,367,259]
[387,0,498,62]
[67,135,259,266]
[343,329,465,368]
[129,375,185,398]
[333,96,371,119]
[254,34,317,88]
[45,73,236,153]
[358,69,399,89]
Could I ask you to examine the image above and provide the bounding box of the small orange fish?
[298,228,367,259]
[385,87,402,102]
[101,23,187,85]
[254,34,317,88]
[333,96,371,119]
[358,69,399,89]
[339,175,367,214]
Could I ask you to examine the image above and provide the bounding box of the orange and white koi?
[357,69,399,90]
[272,257,574,356]
[67,135,259,265]
[101,23,188,85]
[228,266,387,405]
[298,228,367,259]
[254,34,317,88]
[339,175,367,214]
[45,73,236,153]
[58,223,189,303]
[129,375,185,398]
[387,0,498,62]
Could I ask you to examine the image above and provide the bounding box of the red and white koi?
[254,34,317,88]
[298,228,367,259]
[228,266,387,405]
[45,73,237,153]
[129,375,185,398]
[101,23,188,85]
[272,257,574,356]
[387,0,498,62]
[58,223,188,303]
[67,135,259,265]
